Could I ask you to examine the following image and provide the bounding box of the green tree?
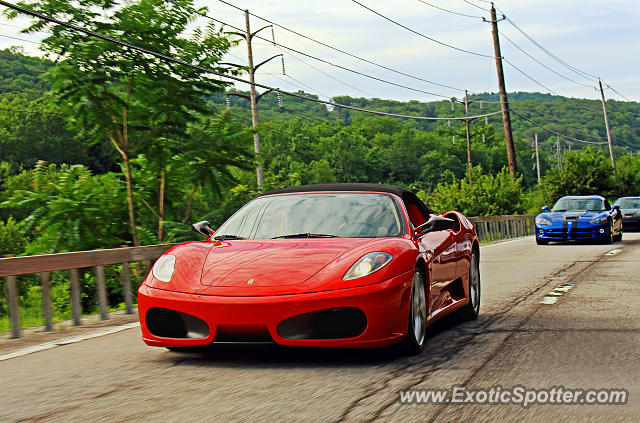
[429,167,525,216]
[1,162,126,253]
[539,147,616,205]
[10,0,238,246]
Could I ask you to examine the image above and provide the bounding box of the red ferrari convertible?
[138,184,480,354]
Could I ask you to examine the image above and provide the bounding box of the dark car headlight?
[589,217,607,225]
[343,252,393,280]
[152,255,176,282]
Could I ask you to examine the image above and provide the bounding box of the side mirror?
[542,206,549,213]
[414,215,455,236]
[192,220,214,239]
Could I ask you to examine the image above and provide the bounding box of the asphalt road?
[2,234,639,422]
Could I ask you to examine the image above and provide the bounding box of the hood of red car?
[200,239,372,287]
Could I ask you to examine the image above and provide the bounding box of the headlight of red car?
[343,252,393,280]
[152,255,176,282]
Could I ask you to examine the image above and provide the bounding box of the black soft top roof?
[259,183,433,215]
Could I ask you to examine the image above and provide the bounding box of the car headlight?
[343,252,393,280]
[535,216,552,225]
[152,255,176,282]
[589,217,607,225]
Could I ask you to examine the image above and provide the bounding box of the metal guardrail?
[469,214,536,243]
[0,214,536,339]
[1,244,176,339]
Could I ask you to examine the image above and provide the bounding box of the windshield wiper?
[213,234,246,240]
[272,233,337,239]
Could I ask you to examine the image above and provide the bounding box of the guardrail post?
[41,272,53,331]
[95,265,108,320]
[122,263,133,315]
[5,274,20,339]
[69,268,82,326]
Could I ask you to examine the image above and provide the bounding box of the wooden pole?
[598,79,618,180]
[95,265,108,320]
[69,268,82,326]
[5,274,20,339]
[464,89,473,184]
[535,133,541,183]
[41,271,53,331]
[489,4,517,177]
[245,9,264,187]
[123,263,133,315]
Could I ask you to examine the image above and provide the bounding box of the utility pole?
[487,3,517,178]
[464,90,472,183]
[598,79,618,180]
[557,136,562,170]
[224,11,281,187]
[534,133,541,183]
[245,10,263,187]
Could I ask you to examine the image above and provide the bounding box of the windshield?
[552,198,606,212]
[614,198,640,209]
[214,193,405,239]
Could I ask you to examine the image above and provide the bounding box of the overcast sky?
[1,0,638,103]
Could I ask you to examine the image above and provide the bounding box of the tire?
[604,219,614,244]
[614,224,623,242]
[458,251,480,321]
[536,237,548,245]
[399,267,427,355]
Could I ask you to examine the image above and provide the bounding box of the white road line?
[540,296,559,305]
[481,236,533,249]
[0,322,140,361]
[554,285,573,292]
[605,248,623,256]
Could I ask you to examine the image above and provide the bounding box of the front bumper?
[138,270,414,348]
[622,217,640,230]
[535,223,609,241]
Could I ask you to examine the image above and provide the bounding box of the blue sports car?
[535,195,623,245]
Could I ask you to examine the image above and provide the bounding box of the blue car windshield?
[552,199,606,212]
[214,193,405,239]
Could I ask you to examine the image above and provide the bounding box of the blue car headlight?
[535,216,552,225]
[589,217,607,225]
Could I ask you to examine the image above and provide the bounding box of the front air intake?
[277,307,367,340]
[146,308,209,339]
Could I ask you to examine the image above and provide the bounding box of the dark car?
[614,196,640,231]
[535,195,622,245]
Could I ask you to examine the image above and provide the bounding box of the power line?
[415,0,484,19]
[500,32,595,89]
[460,0,488,12]
[509,107,607,145]
[216,0,465,92]
[182,4,454,100]
[0,0,502,122]
[0,32,40,44]
[500,12,599,82]
[350,0,496,59]
[502,57,558,95]
[276,46,377,98]
[605,84,631,102]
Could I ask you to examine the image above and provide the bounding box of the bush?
[540,148,616,205]
[428,166,525,216]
